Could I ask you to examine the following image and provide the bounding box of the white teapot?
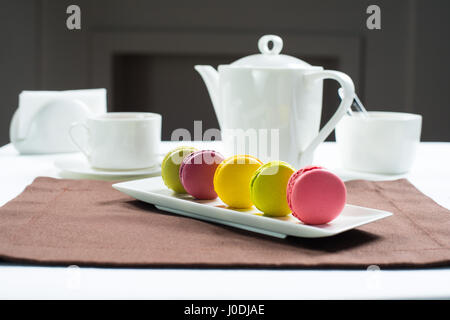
[195,35,355,167]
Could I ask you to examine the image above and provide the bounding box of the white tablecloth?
[0,142,449,299]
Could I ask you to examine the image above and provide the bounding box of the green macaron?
[250,160,295,216]
[161,146,197,193]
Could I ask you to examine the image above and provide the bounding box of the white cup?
[335,111,422,174]
[69,112,161,170]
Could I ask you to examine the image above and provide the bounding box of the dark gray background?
[1,0,449,144]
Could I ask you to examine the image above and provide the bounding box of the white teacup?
[70,112,161,170]
[335,111,422,174]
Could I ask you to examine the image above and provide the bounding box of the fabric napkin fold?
[16,89,107,139]
[0,177,449,268]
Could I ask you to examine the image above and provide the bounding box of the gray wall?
[0,1,40,144]
[0,0,449,144]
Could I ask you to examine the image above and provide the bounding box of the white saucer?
[54,158,161,177]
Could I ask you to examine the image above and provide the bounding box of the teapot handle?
[299,70,355,166]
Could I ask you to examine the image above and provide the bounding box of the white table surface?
[0,141,449,299]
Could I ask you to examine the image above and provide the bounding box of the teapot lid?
[230,35,312,68]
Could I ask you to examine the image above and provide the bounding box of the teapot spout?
[194,65,222,128]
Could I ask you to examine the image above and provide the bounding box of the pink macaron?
[179,150,224,200]
[286,166,346,225]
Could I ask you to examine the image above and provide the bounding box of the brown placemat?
[0,177,449,268]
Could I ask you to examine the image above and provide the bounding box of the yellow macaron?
[250,161,295,216]
[213,155,263,208]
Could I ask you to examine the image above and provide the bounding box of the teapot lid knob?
[258,35,283,55]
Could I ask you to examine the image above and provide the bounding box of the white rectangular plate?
[113,177,392,239]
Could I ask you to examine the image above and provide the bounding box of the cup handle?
[299,70,355,166]
[69,122,91,159]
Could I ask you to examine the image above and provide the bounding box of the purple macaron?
[179,150,224,200]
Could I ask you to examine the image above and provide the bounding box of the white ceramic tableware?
[69,112,161,170]
[54,157,161,178]
[10,89,107,154]
[335,111,422,174]
[195,34,355,167]
[10,99,93,154]
[113,176,392,239]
